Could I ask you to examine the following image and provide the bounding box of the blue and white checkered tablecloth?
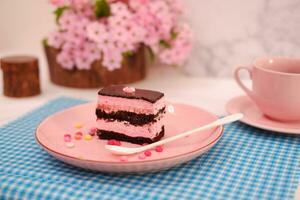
[0,97,299,200]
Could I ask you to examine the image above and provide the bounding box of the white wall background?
[1,0,300,77]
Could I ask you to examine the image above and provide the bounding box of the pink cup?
[234,57,300,122]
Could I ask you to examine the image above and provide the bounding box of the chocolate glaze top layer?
[98,85,164,103]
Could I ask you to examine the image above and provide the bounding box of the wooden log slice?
[1,56,41,97]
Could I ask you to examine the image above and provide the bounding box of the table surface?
[0,67,299,199]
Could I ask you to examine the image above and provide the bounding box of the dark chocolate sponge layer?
[96,107,166,126]
[98,85,164,103]
[97,126,165,145]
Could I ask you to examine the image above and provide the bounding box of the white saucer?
[226,96,300,134]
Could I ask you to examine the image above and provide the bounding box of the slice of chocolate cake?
[96,85,166,145]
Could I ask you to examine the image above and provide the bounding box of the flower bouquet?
[45,0,192,88]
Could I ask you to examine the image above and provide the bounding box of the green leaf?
[122,51,134,57]
[94,0,110,18]
[159,40,171,48]
[171,30,178,39]
[42,39,48,46]
[147,46,155,62]
[54,6,69,23]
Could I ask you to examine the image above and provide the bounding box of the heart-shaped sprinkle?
[120,156,128,162]
[84,134,92,141]
[114,140,121,146]
[89,127,97,136]
[65,142,75,148]
[107,140,121,146]
[123,86,135,93]
[75,132,83,140]
[63,134,71,142]
[75,123,82,129]
[138,153,146,160]
[155,145,163,152]
[107,140,115,145]
[144,150,152,157]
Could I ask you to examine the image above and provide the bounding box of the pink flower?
[73,42,100,62]
[129,27,146,43]
[166,0,185,14]
[58,11,77,30]
[47,30,64,49]
[134,8,155,27]
[108,3,133,28]
[129,0,149,9]
[111,26,131,42]
[48,0,192,70]
[115,41,135,52]
[108,15,130,28]
[102,49,123,71]
[149,1,169,14]
[86,22,106,42]
[139,0,150,4]
[96,33,116,52]
[49,0,69,7]
[158,23,173,39]
[81,4,94,17]
[175,23,193,41]
[85,43,101,60]
[159,41,192,66]
[143,28,160,46]
[74,16,90,36]
[75,55,93,70]
[64,29,84,46]
[57,51,74,69]
[159,49,173,65]
[80,42,101,60]
[62,41,76,51]
[110,2,129,15]
[62,41,100,70]
[69,0,90,10]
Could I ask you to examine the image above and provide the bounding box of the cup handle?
[234,66,254,99]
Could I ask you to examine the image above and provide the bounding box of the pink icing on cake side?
[97,95,165,114]
[97,118,164,138]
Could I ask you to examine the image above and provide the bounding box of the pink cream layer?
[97,95,165,115]
[97,118,164,138]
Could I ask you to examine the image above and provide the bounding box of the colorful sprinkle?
[75,132,83,140]
[65,142,75,148]
[84,134,92,141]
[155,146,163,152]
[89,127,97,136]
[144,150,152,157]
[120,156,128,162]
[63,134,71,142]
[75,123,82,129]
[123,86,135,93]
[138,153,146,160]
[167,105,175,113]
[107,140,115,145]
[114,140,121,146]
[107,140,121,146]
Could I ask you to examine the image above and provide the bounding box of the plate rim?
[226,95,300,134]
[35,102,224,164]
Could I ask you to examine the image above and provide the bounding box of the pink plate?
[36,102,223,173]
[226,96,300,134]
